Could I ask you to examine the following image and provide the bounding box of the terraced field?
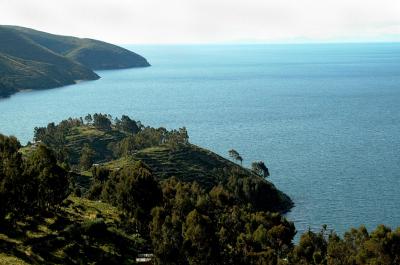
[102,144,251,189]
[65,127,126,164]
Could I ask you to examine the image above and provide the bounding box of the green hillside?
[0,26,150,98]
[0,196,143,264]
[0,27,99,97]
[101,144,293,213]
[5,26,150,70]
[104,144,272,188]
[27,114,293,213]
[3,115,400,264]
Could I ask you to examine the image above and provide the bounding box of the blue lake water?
[1,43,400,237]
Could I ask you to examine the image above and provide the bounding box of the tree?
[290,226,329,265]
[150,207,186,265]
[251,161,270,178]
[237,155,243,166]
[79,143,95,170]
[84,114,93,124]
[115,161,162,230]
[24,145,70,210]
[117,115,140,134]
[93,113,112,131]
[92,166,110,183]
[1,135,70,220]
[183,209,217,265]
[228,149,243,165]
[0,134,24,219]
[165,127,190,149]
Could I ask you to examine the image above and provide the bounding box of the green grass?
[68,126,106,139]
[60,126,126,165]
[102,144,254,190]
[0,253,30,265]
[0,196,143,264]
[103,156,136,170]
[64,196,120,224]
[18,146,34,156]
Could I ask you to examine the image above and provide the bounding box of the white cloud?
[1,0,399,44]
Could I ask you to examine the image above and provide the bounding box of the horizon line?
[3,24,400,47]
[120,40,400,46]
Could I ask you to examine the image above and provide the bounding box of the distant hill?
[0,26,150,98]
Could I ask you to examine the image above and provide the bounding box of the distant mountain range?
[0,26,150,98]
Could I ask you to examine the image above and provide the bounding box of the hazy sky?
[1,0,400,44]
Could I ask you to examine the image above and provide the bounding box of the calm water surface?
[1,43,400,237]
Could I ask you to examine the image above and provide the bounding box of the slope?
[4,25,150,70]
[0,27,99,96]
[0,25,150,98]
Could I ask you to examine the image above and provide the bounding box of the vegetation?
[6,26,150,70]
[251,161,270,178]
[0,25,150,98]
[1,114,399,264]
[149,177,295,265]
[0,135,69,219]
[0,26,99,98]
[229,149,243,165]
[289,225,400,265]
[0,195,144,264]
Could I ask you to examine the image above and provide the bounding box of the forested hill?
[1,114,400,264]
[27,114,293,213]
[0,26,150,98]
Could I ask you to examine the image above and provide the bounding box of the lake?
[1,43,400,237]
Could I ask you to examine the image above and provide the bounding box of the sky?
[1,0,400,44]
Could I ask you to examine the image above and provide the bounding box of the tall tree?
[115,161,162,231]
[24,145,70,210]
[183,209,217,265]
[79,143,95,170]
[228,149,243,165]
[0,134,24,219]
[117,115,140,134]
[93,113,112,131]
[84,114,93,124]
[251,161,270,178]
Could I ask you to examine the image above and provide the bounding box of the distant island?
[0,26,150,98]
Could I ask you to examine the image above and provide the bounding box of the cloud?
[1,0,399,44]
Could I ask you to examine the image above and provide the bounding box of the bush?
[81,218,108,237]
[87,181,103,200]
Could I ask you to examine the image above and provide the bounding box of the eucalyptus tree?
[251,161,270,178]
[228,149,243,165]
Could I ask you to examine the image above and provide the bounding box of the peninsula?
[0,26,150,98]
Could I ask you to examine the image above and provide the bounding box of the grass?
[68,126,106,139]
[61,126,126,165]
[18,146,34,156]
[0,253,29,265]
[97,143,293,212]
[103,156,136,170]
[0,196,143,264]
[102,144,253,190]
[64,196,120,224]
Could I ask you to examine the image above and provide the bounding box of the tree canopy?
[2,115,400,265]
[0,134,70,220]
